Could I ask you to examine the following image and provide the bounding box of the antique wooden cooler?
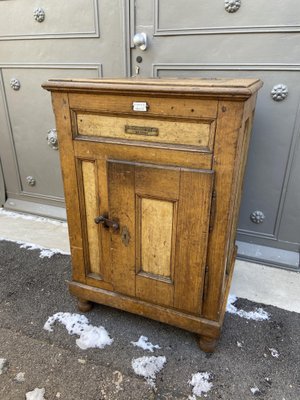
[43,78,262,352]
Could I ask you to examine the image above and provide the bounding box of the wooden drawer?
[75,113,215,151]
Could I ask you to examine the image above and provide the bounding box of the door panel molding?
[0,63,102,210]
[153,63,300,76]
[0,0,99,41]
[154,0,300,35]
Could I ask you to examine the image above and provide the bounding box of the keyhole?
[121,226,130,246]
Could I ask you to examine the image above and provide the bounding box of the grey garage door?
[0,0,299,269]
[129,0,300,270]
[0,0,127,219]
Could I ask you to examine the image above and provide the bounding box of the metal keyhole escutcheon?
[121,226,130,246]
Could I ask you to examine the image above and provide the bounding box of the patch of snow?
[0,208,67,227]
[14,372,25,382]
[19,241,69,258]
[25,388,46,400]
[188,372,213,398]
[132,356,166,388]
[250,386,260,395]
[131,336,161,352]
[44,312,113,350]
[112,370,123,392]
[0,237,69,258]
[0,358,8,374]
[268,347,279,358]
[226,294,270,321]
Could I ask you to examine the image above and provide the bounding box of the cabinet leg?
[77,298,93,313]
[198,335,218,353]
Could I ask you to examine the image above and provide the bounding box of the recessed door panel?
[78,158,114,291]
[81,160,102,276]
[139,197,175,279]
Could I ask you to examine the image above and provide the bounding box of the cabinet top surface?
[42,78,263,100]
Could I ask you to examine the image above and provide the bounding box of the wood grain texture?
[108,160,136,297]
[141,198,174,278]
[50,92,86,283]
[77,113,213,150]
[135,164,179,308]
[202,101,246,321]
[43,78,263,100]
[81,160,101,276]
[74,139,213,170]
[174,169,214,314]
[68,281,221,337]
[69,93,218,120]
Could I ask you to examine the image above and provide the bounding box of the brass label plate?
[125,125,159,137]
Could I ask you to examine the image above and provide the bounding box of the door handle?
[94,214,119,232]
[133,32,148,51]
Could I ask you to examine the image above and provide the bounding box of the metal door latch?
[94,214,119,232]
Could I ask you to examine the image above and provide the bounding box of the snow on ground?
[0,208,67,227]
[188,372,213,399]
[269,348,279,358]
[131,336,161,352]
[250,386,260,395]
[0,237,69,258]
[14,372,25,382]
[227,294,270,321]
[25,387,46,400]
[131,356,166,388]
[44,312,113,350]
[0,358,8,374]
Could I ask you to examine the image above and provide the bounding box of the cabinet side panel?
[226,96,257,276]
[51,92,85,283]
[202,101,245,321]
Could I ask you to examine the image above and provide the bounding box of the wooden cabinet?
[43,78,262,352]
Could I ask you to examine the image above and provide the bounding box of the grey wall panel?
[0,0,99,40]
[278,132,300,244]
[0,64,101,206]
[154,0,300,34]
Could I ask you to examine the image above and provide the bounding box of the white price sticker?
[132,102,148,112]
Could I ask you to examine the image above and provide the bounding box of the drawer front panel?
[69,94,218,120]
[76,113,215,151]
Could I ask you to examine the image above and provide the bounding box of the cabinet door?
[107,160,214,315]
